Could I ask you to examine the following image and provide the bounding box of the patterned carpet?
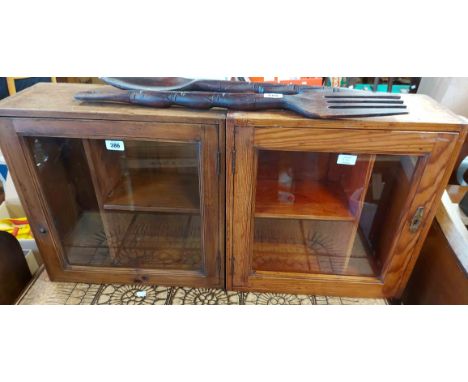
[17,268,387,305]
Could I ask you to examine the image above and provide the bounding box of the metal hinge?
[231,150,236,174]
[410,206,425,233]
[231,256,235,276]
[231,127,237,174]
[216,151,221,176]
[216,250,221,275]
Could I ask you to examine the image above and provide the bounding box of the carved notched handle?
[76,90,286,112]
[192,80,319,95]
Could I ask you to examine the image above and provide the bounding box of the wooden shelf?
[103,170,200,214]
[252,225,376,276]
[63,211,108,248]
[253,219,376,277]
[255,179,354,221]
[64,212,202,271]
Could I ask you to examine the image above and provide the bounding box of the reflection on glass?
[28,137,202,271]
[253,150,418,277]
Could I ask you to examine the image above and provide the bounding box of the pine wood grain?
[253,218,375,276]
[104,170,200,214]
[227,116,466,297]
[255,179,354,220]
[0,83,226,123]
[0,108,225,289]
[254,128,440,154]
[1,83,466,297]
[12,118,202,142]
[229,93,465,130]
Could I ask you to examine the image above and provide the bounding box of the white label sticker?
[264,93,283,98]
[105,140,125,151]
[337,154,357,165]
[135,290,147,298]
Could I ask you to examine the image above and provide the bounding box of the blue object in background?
[354,83,411,93]
[0,153,8,184]
[13,77,52,93]
[0,77,54,100]
[0,163,8,185]
[0,78,8,100]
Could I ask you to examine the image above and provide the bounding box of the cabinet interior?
[27,137,203,271]
[253,150,418,277]
[25,136,420,280]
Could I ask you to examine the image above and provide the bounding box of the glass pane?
[253,150,419,277]
[27,137,202,271]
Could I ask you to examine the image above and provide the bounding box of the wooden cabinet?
[0,84,466,298]
[0,84,226,288]
[402,192,468,304]
[226,96,467,298]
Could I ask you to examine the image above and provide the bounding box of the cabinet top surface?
[228,93,467,131]
[0,83,227,123]
[0,83,465,131]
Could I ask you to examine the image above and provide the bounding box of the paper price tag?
[337,154,357,166]
[105,140,125,151]
[264,93,283,98]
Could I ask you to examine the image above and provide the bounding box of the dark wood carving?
[101,77,328,94]
[75,89,407,119]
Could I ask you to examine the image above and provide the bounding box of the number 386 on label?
[105,140,125,151]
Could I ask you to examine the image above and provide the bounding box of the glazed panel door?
[229,126,457,297]
[10,118,222,288]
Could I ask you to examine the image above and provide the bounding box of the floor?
[17,268,387,305]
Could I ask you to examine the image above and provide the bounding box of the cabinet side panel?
[0,119,64,277]
[402,220,468,305]
[383,131,464,297]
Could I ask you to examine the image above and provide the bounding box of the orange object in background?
[0,217,32,240]
[249,77,323,86]
[249,77,265,82]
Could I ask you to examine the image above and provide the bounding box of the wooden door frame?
[226,122,461,298]
[0,117,224,288]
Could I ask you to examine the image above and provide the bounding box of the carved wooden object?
[101,77,331,94]
[75,89,407,119]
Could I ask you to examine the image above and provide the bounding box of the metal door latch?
[410,206,425,233]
